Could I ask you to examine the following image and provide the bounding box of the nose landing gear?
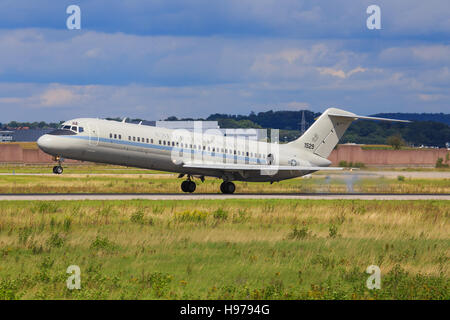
[52,165,63,175]
[52,156,64,175]
[220,181,236,194]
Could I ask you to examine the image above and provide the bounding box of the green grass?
[0,173,449,194]
[0,199,448,299]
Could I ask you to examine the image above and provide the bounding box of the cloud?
[0,0,448,39]
[418,93,445,102]
[317,66,367,79]
[0,1,448,120]
[40,88,79,107]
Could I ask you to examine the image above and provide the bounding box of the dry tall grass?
[0,199,448,299]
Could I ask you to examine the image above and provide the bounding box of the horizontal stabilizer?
[327,113,411,123]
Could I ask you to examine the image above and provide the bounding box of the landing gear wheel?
[187,181,196,193]
[181,180,189,192]
[181,180,196,193]
[220,181,235,194]
[53,166,63,175]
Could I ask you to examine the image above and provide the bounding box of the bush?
[397,175,405,182]
[90,236,117,251]
[288,226,312,240]
[175,210,209,222]
[328,224,340,238]
[213,208,228,220]
[130,210,144,224]
[47,233,64,248]
[436,158,449,168]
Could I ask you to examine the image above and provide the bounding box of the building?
[12,129,53,142]
[0,131,13,142]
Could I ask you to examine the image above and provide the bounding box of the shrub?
[288,226,312,240]
[328,224,340,238]
[339,161,348,167]
[397,175,405,182]
[436,158,449,168]
[130,210,145,224]
[213,208,228,220]
[175,210,209,222]
[47,233,65,248]
[90,236,117,251]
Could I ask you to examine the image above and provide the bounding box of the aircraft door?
[87,123,99,146]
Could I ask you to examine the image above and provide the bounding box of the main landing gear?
[181,179,196,193]
[220,181,235,194]
[178,174,236,194]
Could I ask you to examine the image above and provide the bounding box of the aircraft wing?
[183,163,343,171]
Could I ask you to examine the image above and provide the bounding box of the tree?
[386,134,405,150]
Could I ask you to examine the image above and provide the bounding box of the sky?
[0,0,449,122]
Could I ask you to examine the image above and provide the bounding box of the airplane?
[37,107,409,194]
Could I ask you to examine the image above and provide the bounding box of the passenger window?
[110,133,112,138]
[163,141,166,145]
[114,134,117,139]
[151,139,153,143]
[137,137,140,142]
[119,135,121,139]
[133,137,136,141]
[159,140,161,144]
[246,152,249,156]
[172,141,175,146]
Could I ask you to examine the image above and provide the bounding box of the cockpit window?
[59,124,82,134]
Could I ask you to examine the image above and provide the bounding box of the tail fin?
[288,108,410,159]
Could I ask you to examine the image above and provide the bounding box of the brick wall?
[329,145,449,167]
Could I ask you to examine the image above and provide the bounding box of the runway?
[0,193,449,201]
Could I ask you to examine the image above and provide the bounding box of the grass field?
[0,173,449,194]
[0,199,448,299]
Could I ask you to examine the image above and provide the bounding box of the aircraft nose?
[37,134,57,154]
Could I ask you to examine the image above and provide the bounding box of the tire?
[52,166,58,174]
[55,166,63,174]
[226,182,235,194]
[181,180,189,192]
[220,182,235,194]
[187,181,196,193]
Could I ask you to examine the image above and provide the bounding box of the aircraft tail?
[288,108,410,159]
